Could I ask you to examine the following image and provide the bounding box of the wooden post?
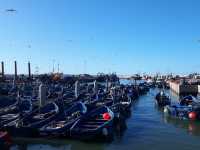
[14,61,17,80]
[28,61,31,79]
[1,61,4,78]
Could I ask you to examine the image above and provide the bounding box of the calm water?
[10,87,200,150]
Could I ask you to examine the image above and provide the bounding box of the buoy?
[103,113,111,120]
[188,112,197,120]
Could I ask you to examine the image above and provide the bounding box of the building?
[169,79,198,95]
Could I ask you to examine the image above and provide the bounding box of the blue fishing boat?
[70,106,114,141]
[39,102,87,137]
[119,94,132,110]
[0,87,9,96]
[0,98,32,128]
[180,95,196,106]
[155,91,171,107]
[5,102,59,137]
[164,96,200,120]
[0,96,18,116]
[18,102,59,128]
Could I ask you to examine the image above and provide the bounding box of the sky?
[0,0,200,75]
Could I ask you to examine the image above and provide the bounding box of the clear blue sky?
[0,0,200,75]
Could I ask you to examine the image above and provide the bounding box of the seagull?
[27,44,31,48]
[90,36,95,41]
[5,9,17,12]
[67,40,73,42]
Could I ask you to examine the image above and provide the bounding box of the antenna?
[28,61,31,79]
[52,59,55,73]
[14,60,17,79]
[1,61,4,78]
[57,63,60,73]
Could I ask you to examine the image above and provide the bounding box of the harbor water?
[10,81,200,150]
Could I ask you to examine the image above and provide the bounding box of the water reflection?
[164,116,200,136]
[11,138,107,150]
[113,122,127,139]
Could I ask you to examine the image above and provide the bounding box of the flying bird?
[5,9,17,13]
[27,45,31,48]
[67,40,73,42]
[90,36,95,41]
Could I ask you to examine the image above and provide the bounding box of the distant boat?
[164,95,200,120]
[180,95,197,106]
[155,91,171,107]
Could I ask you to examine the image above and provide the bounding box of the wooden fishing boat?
[119,94,132,110]
[4,102,59,137]
[164,96,200,120]
[39,102,87,137]
[0,96,18,116]
[155,91,171,107]
[179,95,197,106]
[0,98,32,128]
[70,106,114,141]
[0,87,9,96]
[18,102,59,128]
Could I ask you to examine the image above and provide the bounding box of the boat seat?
[83,121,105,124]
[79,124,99,129]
